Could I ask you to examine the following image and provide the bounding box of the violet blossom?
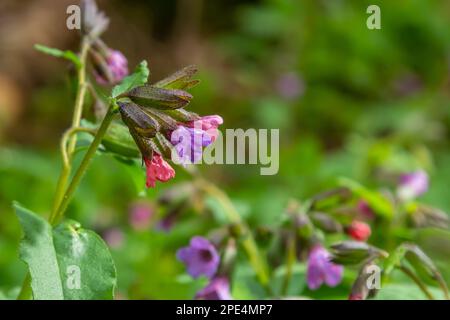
[176,236,220,279]
[307,245,344,290]
[195,277,232,300]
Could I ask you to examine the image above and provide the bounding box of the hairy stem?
[50,104,116,225]
[50,38,91,221]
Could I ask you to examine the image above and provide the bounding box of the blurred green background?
[0,0,449,299]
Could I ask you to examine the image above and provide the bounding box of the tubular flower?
[346,220,371,242]
[94,49,128,85]
[397,170,429,201]
[307,245,344,290]
[195,277,232,300]
[170,115,223,165]
[144,154,175,188]
[176,236,220,279]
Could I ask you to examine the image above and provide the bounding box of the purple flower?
[195,277,232,300]
[307,245,343,290]
[275,72,304,100]
[397,170,429,200]
[95,49,128,85]
[170,126,213,165]
[129,202,153,230]
[176,236,219,279]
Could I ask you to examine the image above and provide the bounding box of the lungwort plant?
[10,0,449,301]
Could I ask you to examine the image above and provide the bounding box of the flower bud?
[155,65,200,90]
[118,102,159,138]
[125,85,193,110]
[311,212,343,233]
[346,220,371,242]
[81,0,109,38]
[331,241,388,265]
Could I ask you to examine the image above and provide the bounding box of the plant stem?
[50,104,116,225]
[17,39,91,300]
[399,265,435,300]
[195,178,271,290]
[50,38,90,221]
[281,234,296,296]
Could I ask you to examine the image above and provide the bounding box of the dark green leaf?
[14,202,116,300]
[112,60,149,98]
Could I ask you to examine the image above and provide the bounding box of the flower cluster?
[117,66,222,188]
[81,0,129,85]
[177,236,232,300]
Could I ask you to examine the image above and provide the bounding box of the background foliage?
[0,0,449,299]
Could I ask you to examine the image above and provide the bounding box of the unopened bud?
[331,241,388,265]
[126,85,193,110]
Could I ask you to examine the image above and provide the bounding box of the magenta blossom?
[307,245,343,290]
[129,202,153,230]
[144,153,175,188]
[176,236,219,279]
[95,49,128,84]
[195,277,232,300]
[397,170,429,200]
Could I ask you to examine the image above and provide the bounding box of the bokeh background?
[1,0,449,299]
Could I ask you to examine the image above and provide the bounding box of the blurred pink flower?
[275,72,304,100]
[397,170,429,200]
[195,277,232,300]
[129,202,154,230]
[307,245,343,290]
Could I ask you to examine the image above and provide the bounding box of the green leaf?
[338,177,394,219]
[34,44,81,69]
[112,60,149,98]
[14,202,116,300]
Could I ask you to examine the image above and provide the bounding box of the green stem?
[195,178,271,290]
[17,38,91,300]
[281,234,296,296]
[50,38,90,221]
[50,104,116,225]
[399,265,435,300]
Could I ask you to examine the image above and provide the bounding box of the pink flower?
[397,170,429,200]
[346,220,371,242]
[307,245,343,290]
[95,49,128,84]
[144,153,175,188]
[129,202,153,230]
[195,277,232,300]
[185,115,223,141]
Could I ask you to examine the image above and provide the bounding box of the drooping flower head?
[195,277,232,300]
[176,236,220,279]
[307,245,344,290]
[346,220,371,242]
[94,49,128,85]
[144,153,175,188]
[397,170,429,200]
